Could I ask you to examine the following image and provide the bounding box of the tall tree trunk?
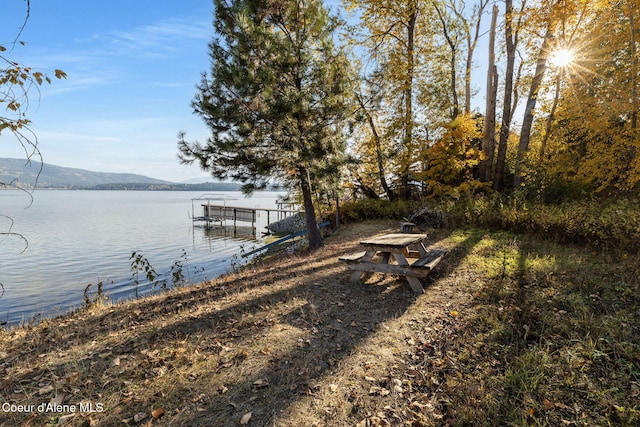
[540,70,562,160]
[629,2,638,166]
[493,0,516,191]
[629,5,638,130]
[356,93,395,200]
[464,49,473,115]
[401,6,417,200]
[479,4,499,182]
[514,28,552,188]
[298,165,323,249]
[434,2,459,119]
[450,52,459,119]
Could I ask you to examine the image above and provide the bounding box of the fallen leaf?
[543,399,555,410]
[240,412,252,425]
[134,412,147,423]
[38,384,54,395]
[253,379,269,388]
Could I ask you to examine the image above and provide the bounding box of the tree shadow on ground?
[0,222,487,427]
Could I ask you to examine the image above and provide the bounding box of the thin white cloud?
[41,74,117,97]
[90,18,210,58]
[20,17,211,96]
[150,81,193,88]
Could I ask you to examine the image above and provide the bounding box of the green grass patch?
[440,227,640,426]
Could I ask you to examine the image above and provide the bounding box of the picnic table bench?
[339,233,447,294]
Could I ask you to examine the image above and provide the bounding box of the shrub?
[337,199,417,223]
[436,195,640,254]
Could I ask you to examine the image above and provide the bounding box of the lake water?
[0,190,284,326]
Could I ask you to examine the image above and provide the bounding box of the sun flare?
[549,48,575,68]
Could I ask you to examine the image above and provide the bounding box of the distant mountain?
[0,158,171,189]
[0,158,245,191]
[91,182,242,191]
[180,177,217,184]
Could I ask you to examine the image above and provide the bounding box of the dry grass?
[1,221,638,426]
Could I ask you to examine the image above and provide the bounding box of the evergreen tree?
[178,0,351,248]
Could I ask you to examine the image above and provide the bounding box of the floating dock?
[191,193,301,235]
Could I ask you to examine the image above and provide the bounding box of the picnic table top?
[360,233,428,248]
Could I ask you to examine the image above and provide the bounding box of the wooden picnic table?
[339,233,446,294]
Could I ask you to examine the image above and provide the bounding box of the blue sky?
[2,0,217,182]
[2,0,486,183]
[1,0,344,183]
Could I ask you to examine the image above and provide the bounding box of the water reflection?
[0,191,282,326]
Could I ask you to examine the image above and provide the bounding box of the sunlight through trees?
[182,0,640,222]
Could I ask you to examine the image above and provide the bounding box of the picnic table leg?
[416,241,429,257]
[405,276,425,295]
[349,250,376,283]
[393,252,425,294]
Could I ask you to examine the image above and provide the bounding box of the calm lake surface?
[0,190,283,325]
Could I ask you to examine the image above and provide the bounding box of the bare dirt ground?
[1,220,476,426]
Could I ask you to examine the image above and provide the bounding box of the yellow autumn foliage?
[419,115,490,198]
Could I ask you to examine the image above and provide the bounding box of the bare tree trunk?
[514,28,552,188]
[479,4,499,182]
[464,51,473,115]
[454,0,489,114]
[540,70,562,160]
[630,6,638,130]
[493,0,517,191]
[400,5,417,200]
[356,93,395,200]
[629,3,638,166]
[434,2,459,118]
[298,165,323,249]
[450,51,459,119]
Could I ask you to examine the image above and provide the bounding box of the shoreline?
[1,220,637,426]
